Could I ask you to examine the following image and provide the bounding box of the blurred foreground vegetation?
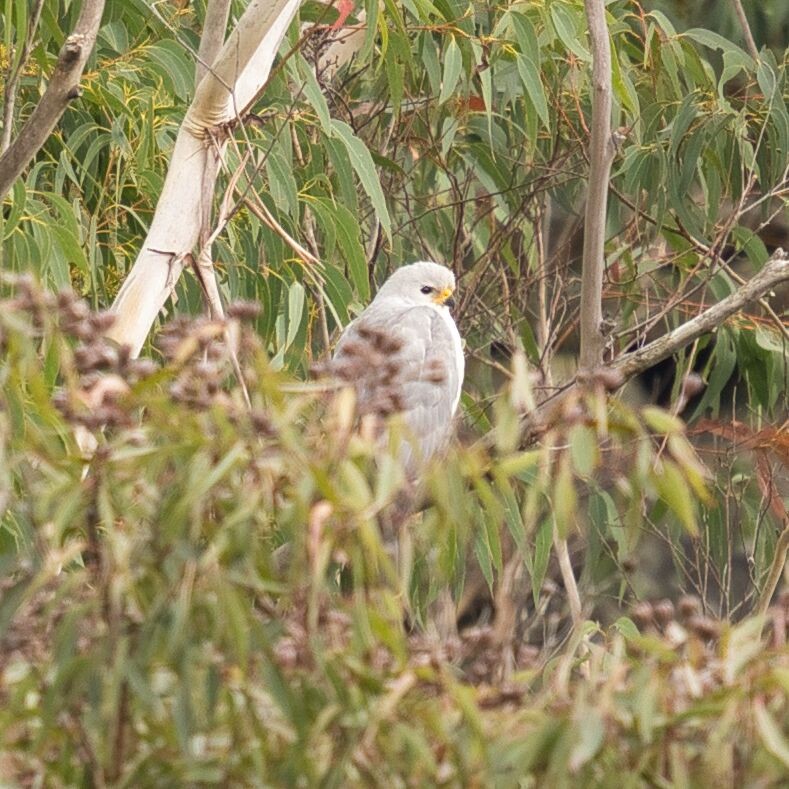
[1,284,787,785]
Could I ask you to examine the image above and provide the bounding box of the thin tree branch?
[721,260,789,342]
[579,0,614,370]
[195,0,233,88]
[610,249,789,380]
[554,525,583,629]
[755,524,788,626]
[0,0,106,201]
[730,0,760,61]
[0,0,46,154]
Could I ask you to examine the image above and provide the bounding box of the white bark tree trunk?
[107,0,302,356]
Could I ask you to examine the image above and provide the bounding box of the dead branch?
[0,0,106,201]
[610,249,789,380]
[517,248,789,445]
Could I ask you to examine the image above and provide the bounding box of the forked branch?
[107,0,302,356]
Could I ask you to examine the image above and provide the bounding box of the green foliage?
[647,0,789,56]
[1,0,787,782]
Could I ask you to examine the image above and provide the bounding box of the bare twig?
[554,524,583,629]
[0,0,46,153]
[0,0,106,200]
[536,200,554,386]
[730,0,760,61]
[242,194,323,267]
[579,0,614,370]
[755,524,789,626]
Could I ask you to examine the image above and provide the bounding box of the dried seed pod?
[51,390,72,417]
[205,342,225,362]
[653,599,675,627]
[95,343,120,370]
[116,343,131,369]
[74,346,105,373]
[157,335,181,360]
[70,321,97,342]
[687,615,720,641]
[56,290,77,310]
[250,409,274,435]
[631,601,654,629]
[678,595,701,620]
[63,298,90,323]
[88,311,116,333]
[168,381,188,402]
[226,300,261,320]
[192,361,220,380]
[127,358,159,379]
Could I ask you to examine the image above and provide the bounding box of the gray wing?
[333,302,462,471]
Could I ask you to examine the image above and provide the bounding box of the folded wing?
[332,302,462,472]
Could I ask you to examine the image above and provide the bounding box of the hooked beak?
[434,288,456,310]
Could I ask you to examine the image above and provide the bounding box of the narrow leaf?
[516,54,550,130]
[754,700,789,770]
[439,36,462,105]
[330,120,392,242]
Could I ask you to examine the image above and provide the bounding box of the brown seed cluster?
[631,594,721,641]
[3,274,57,330]
[317,324,446,422]
[316,325,407,419]
[157,316,243,412]
[225,300,262,321]
[269,597,539,689]
[2,278,269,431]
[46,291,161,429]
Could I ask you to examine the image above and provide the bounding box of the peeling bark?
[107,0,302,356]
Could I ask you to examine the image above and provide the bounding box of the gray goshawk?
[331,261,464,473]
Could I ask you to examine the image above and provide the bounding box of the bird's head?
[376,261,457,310]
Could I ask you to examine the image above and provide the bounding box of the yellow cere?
[433,287,454,304]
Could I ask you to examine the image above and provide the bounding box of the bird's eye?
[420,285,434,294]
